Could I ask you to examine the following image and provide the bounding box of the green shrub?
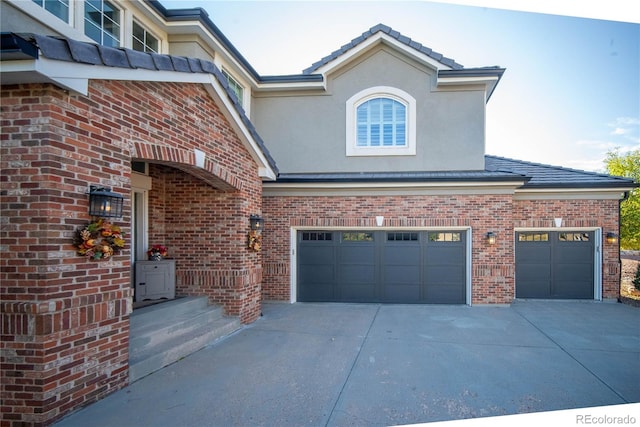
[634,263,640,291]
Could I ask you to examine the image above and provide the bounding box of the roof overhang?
[437,68,505,102]
[513,187,633,200]
[1,56,277,181]
[263,178,529,197]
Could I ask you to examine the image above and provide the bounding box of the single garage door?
[297,230,466,304]
[515,231,595,299]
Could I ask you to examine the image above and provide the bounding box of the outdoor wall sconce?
[248,214,263,251]
[486,232,497,245]
[88,185,124,218]
[249,214,264,231]
[605,232,619,244]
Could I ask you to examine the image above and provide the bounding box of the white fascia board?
[254,80,327,92]
[1,59,90,94]
[311,33,451,76]
[436,75,499,101]
[513,188,631,200]
[263,180,526,196]
[437,76,500,86]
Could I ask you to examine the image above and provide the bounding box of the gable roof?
[304,23,464,75]
[300,23,504,101]
[485,155,637,189]
[0,32,278,179]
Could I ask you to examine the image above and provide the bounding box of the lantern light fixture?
[88,185,123,218]
[605,232,618,244]
[249,214,264,231]
[486,231,497,245]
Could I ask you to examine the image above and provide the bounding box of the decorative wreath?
[75,219,125,260]
[247,230,262,251]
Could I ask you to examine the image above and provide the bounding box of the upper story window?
[346,86,416,157]
[32,0,69,22]
[84,0,120,48]
[356,98,406,148]
[221,69,244,105]
[132,20,159,53]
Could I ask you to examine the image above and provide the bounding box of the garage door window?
[301,232,332,241]
[342,232,374,242]
[518,232,549,242]
[429,232,461,242]
[387,232,418,241]
[559,232,590,241]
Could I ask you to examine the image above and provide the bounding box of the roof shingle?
[485,155,637,189]
[303,23,465,75]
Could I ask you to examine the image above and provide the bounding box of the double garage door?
[297,230,466,304]
[515,230,595,299]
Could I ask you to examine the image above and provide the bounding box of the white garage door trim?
[289,226,472,305]
[514,227,602,301]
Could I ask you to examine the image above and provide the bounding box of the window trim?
[346,86,416,157]
[221,68,245,106]
[31,0,70,23]
[84,0,121,47]
[132,19,160,53]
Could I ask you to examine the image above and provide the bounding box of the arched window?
[357,98,406,147]
[346,87,416,156]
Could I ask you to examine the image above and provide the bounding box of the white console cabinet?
[135,260,176,302]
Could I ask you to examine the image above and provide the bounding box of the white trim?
[513,189,631,200]
[514,227,602,301]
[466,228,473,306]
[289,228,297,304]
[289,225,472,305]
[346,86,417,157]
[263,180,527,197]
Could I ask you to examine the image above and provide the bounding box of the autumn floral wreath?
[75,219,125,260]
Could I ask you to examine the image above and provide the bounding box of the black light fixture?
[88,185,124,218]
[486,231,497,245]
[249,214,264,231]
[605,232,619,244]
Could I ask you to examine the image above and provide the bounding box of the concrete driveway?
[56,301,639,427]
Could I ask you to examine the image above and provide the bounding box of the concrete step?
[131,296,208,326]
[130,301,226,350]
[128,297,241,383]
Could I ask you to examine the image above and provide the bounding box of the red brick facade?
[262,194,621,303]
[1,80,263,425]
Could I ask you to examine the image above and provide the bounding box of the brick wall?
[1,78,263,425]
[1,83,132,426]
[262,193,515,304]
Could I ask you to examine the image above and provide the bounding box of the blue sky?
[163,1,639,172]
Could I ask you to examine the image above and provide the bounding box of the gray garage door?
[515,231,595,299]
[298,230,466,304]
